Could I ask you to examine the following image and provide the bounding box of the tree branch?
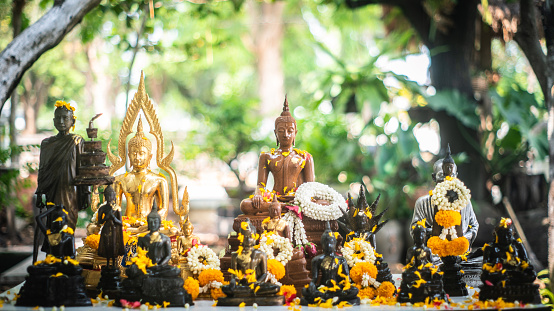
[344,0,432,47]
[0,0,102,111]
[514,0,548,97]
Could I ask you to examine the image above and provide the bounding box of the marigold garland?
[350,262,377,284]
[183,277,200,300]
[84,234,100,250]
[435,210,461,228]
[198,268,224,287]
[376,281,395,298]
[267,258,286,280]
[427,236,469,257]
[355,284,376,299]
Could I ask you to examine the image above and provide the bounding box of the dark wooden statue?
[97,185,124,267]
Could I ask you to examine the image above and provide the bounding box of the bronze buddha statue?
[240,98,315,216]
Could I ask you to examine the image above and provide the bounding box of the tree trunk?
[0,0,102,111]
[246,0,285,117]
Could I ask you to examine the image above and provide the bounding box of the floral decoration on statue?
[186,244,220,275]
[428,174,471,257]
[183,277,200,300]
[342,237,377,268]
[294,182,345,221]
[258,232,293,266]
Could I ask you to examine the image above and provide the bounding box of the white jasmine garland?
[267,272,282,286]
[283,211,308,246]
[430,177,471,212]
[259,232,293,266]
[361,273,380,288]
[294,182,346,221]
[342,238,376,268]
[199,280,222,293]
[186,245,220,274]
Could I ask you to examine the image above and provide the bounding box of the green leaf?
[425,90,480,129]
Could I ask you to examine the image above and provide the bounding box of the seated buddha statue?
[262,197,292,240]
[240,98,315,216]
[301,222,360,306]
[174,217,201,279]
[220,219,281,305]
[113,118,169,220]
[479,218,540,303]
[397,222,446,303]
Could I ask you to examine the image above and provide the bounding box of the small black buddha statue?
[479,218,540,303]
[219,219,282,306]
[301,222,360,306]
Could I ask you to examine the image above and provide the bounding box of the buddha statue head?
[147,202,162,232]
[104,184,116,205]
[50,203,69,233]
[441,144,457,179]
[53,101,76,133]
[128,118,153,170]
[239,219,257,249]
[494,218,514,246]
[274,97,297,147]
[412,222,426,247]
[182,216,194,237]
[269,196,281,218]
[321,222,337,255]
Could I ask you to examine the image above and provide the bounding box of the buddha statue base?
[116,265,193,307]
[217,295,284,306]
[97,266,123,299]
[221,214,340,295]
[397,266,447,304]
[16,262,92,307]
[441,255,468,297]
[480,283,541,304]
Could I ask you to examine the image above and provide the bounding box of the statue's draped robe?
[36,133,84,229]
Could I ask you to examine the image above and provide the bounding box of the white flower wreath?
[431,177,471,212]
[342,238,377,268]
[259,232,293,266]
[294,182,346,221]
[186,244,220,275]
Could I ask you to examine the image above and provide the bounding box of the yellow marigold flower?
[84,234,101,250]
[198,268,224,287]
[61,227,74,235]
[50,272,64,277]
[241,222,249,230]
[54,217,63,222]
[64,256,79,266]
[239,302,246,307]
[267,259,285,280]
[54,100,76,112]
[434,210,461,227]
[416,218,426,228]
[376,281,396,298]
[350,262,377,284]
[183,277,199,300]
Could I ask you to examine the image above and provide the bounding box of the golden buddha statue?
[240,98,315,216]
[113,118,169,219]
[262,197,291,240]
[176,217,201,256]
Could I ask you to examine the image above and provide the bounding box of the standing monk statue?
[35,101,90,259]
[113,118,169,220]
[240,97,315,215]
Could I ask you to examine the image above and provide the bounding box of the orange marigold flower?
[183,277,200,300]
[210,287,226,300]
[278,285,297,299]
[84,234,100,250]
[435,210,461,228]
[350,262,377,284]
[427,236,469,257]
[376,281,396,298]
[356,284,376,299]
[198,269,224,287]
[267,259,285,280]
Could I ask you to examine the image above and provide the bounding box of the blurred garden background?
[0,0,551,292]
